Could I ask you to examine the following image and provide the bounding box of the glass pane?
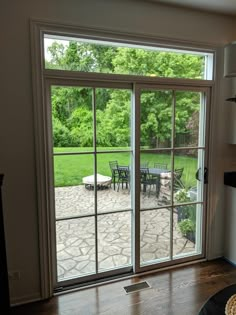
[97,153,131,213]
[140,209,171,265]
[173,204,202,258]
[173,149,203,203]
[54,154,95,218]
[51,86,93,150]
[96,88,132,151]
[56,217,95,281]
[175,91,201,148]
[140,151,172,208]
[98,212,131,271]
[140,90,172,149]
[44,35,209,80]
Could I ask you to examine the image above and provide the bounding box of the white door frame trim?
[30,19,216,299]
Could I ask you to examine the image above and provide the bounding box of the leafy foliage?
[46,40,203,147]
[175,188,196,239]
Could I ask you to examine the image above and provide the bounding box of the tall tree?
[46,40,203,147]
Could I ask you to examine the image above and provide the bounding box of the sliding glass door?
[48,81,209,287]
[51,83,134,284]
[137,86,208,271]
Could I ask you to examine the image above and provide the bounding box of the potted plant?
[174,189,196,243]
[178,218,195,243]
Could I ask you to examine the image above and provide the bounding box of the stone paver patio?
[55,185,195,281]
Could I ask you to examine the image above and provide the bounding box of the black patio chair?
[117,166,130,192]
[109,161,119,190]
[140,167,160,197]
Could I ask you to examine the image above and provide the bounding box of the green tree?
[69,107,93,147]
[46,40,203,147]
[97,90,131,147]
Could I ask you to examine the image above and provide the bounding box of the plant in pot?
[174,188,196,243]
[178,218,195,243]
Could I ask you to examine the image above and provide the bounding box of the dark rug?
[199,284,236,314]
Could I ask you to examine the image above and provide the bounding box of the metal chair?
[109,161,119,190]
[140,167,159,197]
[117,166,130,192]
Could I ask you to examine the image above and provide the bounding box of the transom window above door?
[43,34,213,80]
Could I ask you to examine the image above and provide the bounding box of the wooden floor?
[10,258,236,315]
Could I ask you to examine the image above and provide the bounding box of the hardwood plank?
[10,259,236,315]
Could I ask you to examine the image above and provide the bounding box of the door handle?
[195,167,208,183]
[204,167,208,184]
[195,168,201,181]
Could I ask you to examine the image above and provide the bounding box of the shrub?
[178,218,195,236]
[175,188,196,241]
[53,117,72,147]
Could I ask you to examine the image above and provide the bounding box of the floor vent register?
[123,281,151,294]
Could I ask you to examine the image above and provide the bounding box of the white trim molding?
[30,19,217,298]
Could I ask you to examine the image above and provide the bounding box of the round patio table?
[82,173,112,190]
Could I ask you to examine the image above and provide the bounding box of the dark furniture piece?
[0,174,10,312]
[224,171,236,187]
[140,167,160,197]
[109,161,119,190]
[117,166,130,192]
[199,284,236,314]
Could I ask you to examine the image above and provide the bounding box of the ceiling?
[150,0,236,15]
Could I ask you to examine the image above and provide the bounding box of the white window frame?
[30,19,216,299]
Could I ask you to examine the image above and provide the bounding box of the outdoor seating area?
[108,160,173,196]
[108,161,186,198]
[55,180,195,281]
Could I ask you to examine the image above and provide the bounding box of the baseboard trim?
[10,292,41,307]
[223,257,236,267]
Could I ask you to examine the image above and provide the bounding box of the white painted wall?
[1,0,236,305]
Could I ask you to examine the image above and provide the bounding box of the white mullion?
[92,87,99,274]
[196,92,207,255]
[170,90,176,261]
[46,83,58,292]
[133,83,141,273]
[43,69,213,89]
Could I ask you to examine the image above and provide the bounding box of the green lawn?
[53,147,197,188]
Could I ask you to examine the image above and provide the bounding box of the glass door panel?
[51,84,133,284]
[174,91,202,147]
[140,90,173,149]
[97,152,132,213]
[172,204,203,258]
[140,151,172,209]
[96,88,132,151]
[56,217,96,281]
[51,82,208,285]
[54,154,95,218]
[98,212,132,272]
[138,87,208,270]
[140,209,171,265]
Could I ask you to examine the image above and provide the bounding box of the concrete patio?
[55,184,195,281]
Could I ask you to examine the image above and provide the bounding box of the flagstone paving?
[55,185,195,281]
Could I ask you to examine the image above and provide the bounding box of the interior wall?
[1,0,236,305]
